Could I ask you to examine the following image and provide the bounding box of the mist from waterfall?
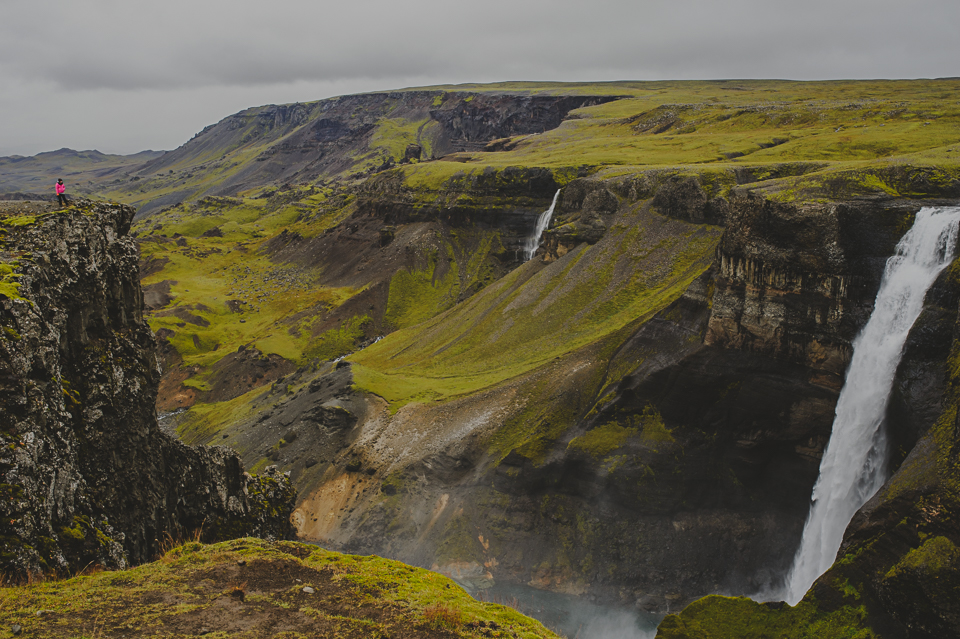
[782,206,960,605]
[523,189,561,261]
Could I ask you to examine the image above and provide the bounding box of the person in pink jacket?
[56,178,67,207]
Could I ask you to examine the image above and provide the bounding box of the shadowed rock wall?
[0,201,294,574]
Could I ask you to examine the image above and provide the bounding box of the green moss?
[0,215,37,227]
[886,536,959,579]
[484,359,588,464]
[656,595,877,639]
[59,520,87,541]
[139,198,368,372]
[383,248,460,330]
[176,384,271,444]
[568,421,638,458]
[303,315,371,361]
[835,578,862,601]
[637,404,674,444]
[0,261,24,301]
[371,117,433,161]
[52,514,121,571]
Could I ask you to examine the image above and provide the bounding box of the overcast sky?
[1,0,958,157]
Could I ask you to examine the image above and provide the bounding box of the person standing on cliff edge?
[55,178,67,207]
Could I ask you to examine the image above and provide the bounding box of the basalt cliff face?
[0,201,294,575]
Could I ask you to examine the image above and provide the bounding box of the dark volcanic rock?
[429,94,620,154]
[402,144,422,163]
[542,178,621,258]
[0,202,294,575]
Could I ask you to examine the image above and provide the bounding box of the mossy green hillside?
[98,92,450,212]
[381,80,960,210]
[102,143,269,212]
[383,226,508,331]
[568,421,639,459]
[0,537,559,639]
[136,195,362,373]
[411,79,960,171]
[656,594,876,639]
[59,80,954,220]
[138,188,513,366]
[137,187,519,461]
[370,116,437,161]
[6,81,959,219]
[748,161,960,203]
[175,383,274,446]
[351,205,721,409]
[885,536,959,580]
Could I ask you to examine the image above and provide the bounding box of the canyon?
[3,80,960,637]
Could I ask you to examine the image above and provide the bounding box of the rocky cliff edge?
[0,200,295,575]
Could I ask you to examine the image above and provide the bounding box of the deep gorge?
[3,80,960,638]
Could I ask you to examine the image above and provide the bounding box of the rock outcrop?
[0,201,294,575]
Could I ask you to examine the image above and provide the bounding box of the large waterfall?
[523,190,561,261]
[783,206,960,605]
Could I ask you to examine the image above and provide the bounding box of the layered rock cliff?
[0,200,294,575]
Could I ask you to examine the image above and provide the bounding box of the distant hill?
[0,147,163,196]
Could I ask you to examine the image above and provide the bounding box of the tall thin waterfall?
[524,190,561,261]
[783,206,960,605]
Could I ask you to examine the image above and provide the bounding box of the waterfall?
[524,190,561,261]
[783,206,960,605]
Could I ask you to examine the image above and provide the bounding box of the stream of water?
[782,206,960,605]
[524,190,561,261]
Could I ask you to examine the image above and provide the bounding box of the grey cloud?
[5,0,959,90]
[1,0,959,155]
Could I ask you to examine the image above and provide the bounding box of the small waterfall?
[783,206,960,605]
[524,190,561,261]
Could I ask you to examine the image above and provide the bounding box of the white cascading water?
[783,206,960,605]
[523,189,561,261]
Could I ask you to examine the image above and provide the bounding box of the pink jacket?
[56,182,65,195]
